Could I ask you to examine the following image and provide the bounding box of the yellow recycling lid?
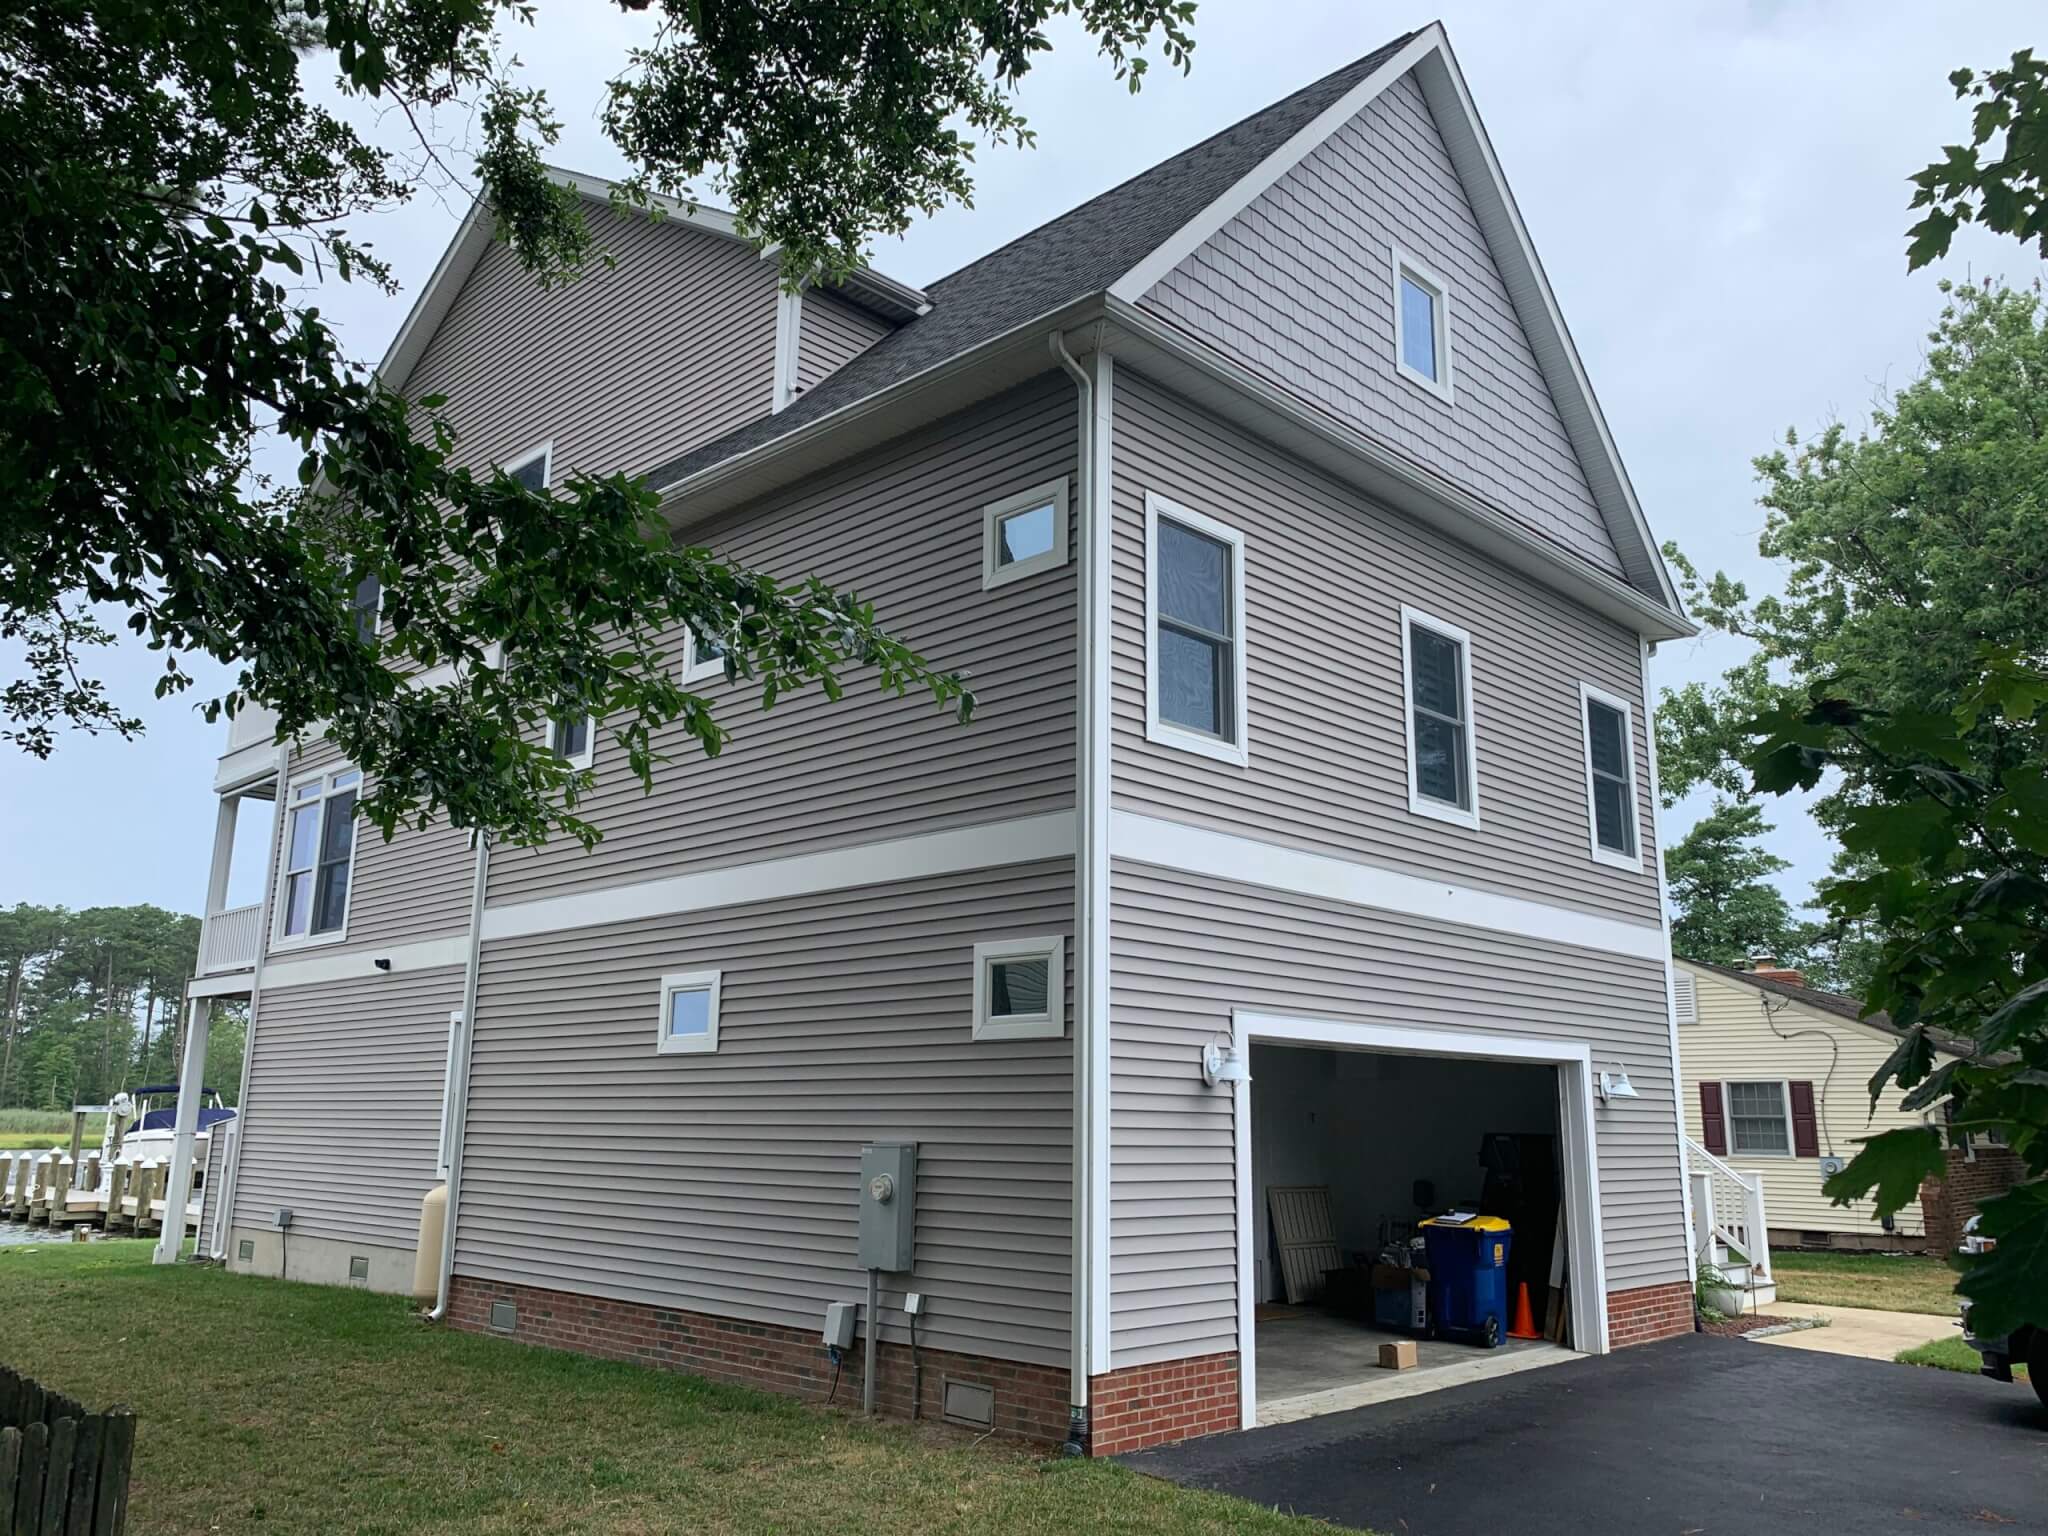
[1419,1214,1511,1232]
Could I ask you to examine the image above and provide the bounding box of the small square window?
[549,713,593,770]
[657,970,722,1056]
[1579,683,1642,870]
[506,442,551,492]
[682,628,727,685]
[982,478,1069,590]
[1400,606,1479,829]
[972,937,1064,1042]
[1392,250,1453,402]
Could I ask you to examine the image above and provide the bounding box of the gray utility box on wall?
[858,1141,917,1272]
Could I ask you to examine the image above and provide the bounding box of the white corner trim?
[1398,605,1481,831]
[1143,492,1250,768]
[971,935,1066,1042]
[981,476,1071,591]
[1109,26,1445,302]
[1111,810,1667,962]
[772,285,804,413]
[1229,1008,1609,1427]
[1579,680,1645,873]
[656,969,723,1056]
[237,933,472,994]
[481,811,1078,942]
[1390,245,1456,404]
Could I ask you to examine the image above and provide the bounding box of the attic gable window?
[1392,249,1453,403]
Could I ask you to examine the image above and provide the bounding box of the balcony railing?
[198,903,263,974]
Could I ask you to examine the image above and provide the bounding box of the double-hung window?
[1400,607,1479,828]
[1725,1081,1792,1156]
[1145,494,1248,766]
[1579,683,1642,869]
[1392,248,1453,402]
[278,768,361,944]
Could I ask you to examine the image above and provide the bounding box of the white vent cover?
[1673,971,1697,1025]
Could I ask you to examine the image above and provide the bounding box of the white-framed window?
[982,477,1070,590]
[1400,605,1479,829]
[682,627,727,686]
[1144,493,1249,767]
[548,714,594,770]
[1391,247,1454,402]
[972,937,1065,1042]
[276,767,362,946]
[1725,1080,1793,1157]
[505,440,552,492]
[350,573,382,644]
[656,970,722,1055]
[1579,682,1642,870]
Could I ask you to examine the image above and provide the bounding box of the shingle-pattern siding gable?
[1143,72,1620,574]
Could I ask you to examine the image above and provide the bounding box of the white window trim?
[972,936,1066,1042]
[981,476,1071,591]
[550,714,595,771]
[272,766,363,952]
[656,969,723,1056]
[1725,1079,1795,1159]
[1143,492,1250,768]
[504,440,553,489]
[1399,604,1480,831]
[1391,246,1455,404]
[1579,681,1644,872]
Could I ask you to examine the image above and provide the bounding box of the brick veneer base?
[447,1276,1070,1444]
[1920,1144,2025,1254]
[1088,1352,1240,1455]
[1606,1280,1696,1347]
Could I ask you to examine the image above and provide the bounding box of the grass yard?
[1894,1334,2027,1378]
[2,1242,1325,1536]
[1769,1249,1961,1316]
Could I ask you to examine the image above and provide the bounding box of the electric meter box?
[858,1141,917,1272]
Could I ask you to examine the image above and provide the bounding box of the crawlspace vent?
[490,1299,518,1332]
[348,1255,370,1281]
[941,1378,995,1431]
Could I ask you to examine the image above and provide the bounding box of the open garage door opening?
[1239,1028,1604,1426]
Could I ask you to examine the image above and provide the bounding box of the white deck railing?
[198,902,262,974]
[1686,1137,1772,1281]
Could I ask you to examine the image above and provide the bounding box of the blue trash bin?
[1419,1216,1514,1347]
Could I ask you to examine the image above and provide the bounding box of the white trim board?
[1228,1010,1610,1430]
[194,934,471,997]
[481,811,1078,942]
[1111,811,1666,962]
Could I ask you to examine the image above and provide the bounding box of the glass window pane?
[291,781,322,803]
[319,789,356,862]
[330,770,362,791]
[509,454,547,492]
[351,574,381,643]
[1401,274,1438,380]
[1593,776,1634,854]
[1159,627,1225,737]
[312,858,351,933]
[990,956,1051,1018]
[1413,711,1467,807]
[1728,1083,1789,1153]
[1587,701,1629,779]
[996,503,1056,566]
[1409,627,1464,722]
[667,987,712,1039]
[692,632,725,668]
[286,804,321,871]
[1158,520,1229,635]
[282,872,311,936]
[552,716,588,760]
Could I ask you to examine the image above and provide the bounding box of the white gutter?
[428,831,492,1320]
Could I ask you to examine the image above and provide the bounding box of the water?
[0,1223,81,1245]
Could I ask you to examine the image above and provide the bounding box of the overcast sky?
[3,0,2041,919]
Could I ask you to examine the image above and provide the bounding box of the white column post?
[154,996,212,1264]
[205,795,239,918]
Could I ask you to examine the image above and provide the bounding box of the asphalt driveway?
[1122,1332,2047,1534]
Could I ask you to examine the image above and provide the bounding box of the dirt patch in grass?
[1700,1313,1806,1338]
[1,1242,1347,1536]
[1769,1249,1960,1316]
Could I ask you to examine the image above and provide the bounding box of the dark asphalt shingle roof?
[644,31,1417,491]
[1686,960,1985,1061]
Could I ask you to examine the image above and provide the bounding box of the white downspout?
[428,830,491,1320]
[1052,328,1114,1449]
[1641,638,1697,1302]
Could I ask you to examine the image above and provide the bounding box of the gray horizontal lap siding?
[489,378,1079,906]
[232,964,461,1245]
[1110,372,1661,926]
[797,290,893,393]
[406,207,778,481]
[1107,861,1687,1367]
[456,861,1076,1366]
[1143,71,1620,575]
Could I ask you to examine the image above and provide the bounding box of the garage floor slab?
[1256,1307,1574,1424]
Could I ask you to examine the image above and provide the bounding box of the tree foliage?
[1907,49,2048,270]
[2,0,1197,848]
[1665,799,1800,966]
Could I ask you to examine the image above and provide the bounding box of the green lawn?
[1894,1334,2027,1378]
[1769,1249,1961,1316]
[2,1242,1327,1536]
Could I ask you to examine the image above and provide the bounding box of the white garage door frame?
[1230,1009,1611,1430]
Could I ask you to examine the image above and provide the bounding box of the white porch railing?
[198,903,262,974]
[1686,1137,1772,1282]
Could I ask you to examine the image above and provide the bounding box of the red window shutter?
[1789,1081,1821,1158]
[1699,1082,1727,1156]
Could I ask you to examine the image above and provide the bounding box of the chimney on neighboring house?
[1746,953,1807,987]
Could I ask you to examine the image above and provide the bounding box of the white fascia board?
[373,196,495,397]
[1108,26,1446,302]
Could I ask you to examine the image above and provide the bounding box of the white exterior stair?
[1686,1137,1778,1312]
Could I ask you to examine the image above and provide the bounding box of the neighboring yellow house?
[1675,958,1962,1251]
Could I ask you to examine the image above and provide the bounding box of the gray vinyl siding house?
[188,24,1697,1455]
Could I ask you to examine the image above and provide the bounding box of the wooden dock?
[1,1151,203,1241]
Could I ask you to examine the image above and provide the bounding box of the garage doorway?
[1230,1014,1609,1428]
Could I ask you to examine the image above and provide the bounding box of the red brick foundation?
[1087,1351,1241,1455]
[1920,1143,2025,1254]
[1606,1280,1696,1347]
[447,1275,1071,1444]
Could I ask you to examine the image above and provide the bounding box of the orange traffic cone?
[1508,1281,1542,1340]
